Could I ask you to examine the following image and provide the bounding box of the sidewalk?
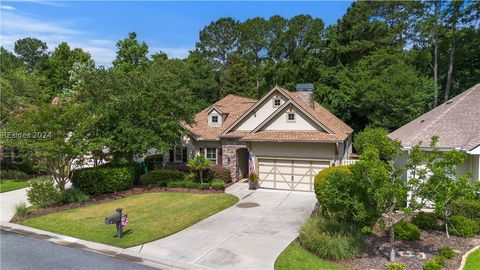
[0,188,30,222]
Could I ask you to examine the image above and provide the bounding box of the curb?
[458,244,480,270]
[1,221,207,270]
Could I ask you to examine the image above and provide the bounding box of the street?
[0,230,156,270]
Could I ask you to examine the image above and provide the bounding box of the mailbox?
[105,208,125,238]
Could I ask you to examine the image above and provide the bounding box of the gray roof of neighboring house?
[388,83,480,151]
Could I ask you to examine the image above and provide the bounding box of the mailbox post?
[105,208,123,239]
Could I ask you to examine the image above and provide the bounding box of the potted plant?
[248,173,259,190]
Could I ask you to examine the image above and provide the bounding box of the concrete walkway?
[129,182,317,270]
[0,188,30,222]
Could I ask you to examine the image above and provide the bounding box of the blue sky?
[1,1,352,66]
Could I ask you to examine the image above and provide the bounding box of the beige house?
[167,84,354,192]
[389,83,480,182]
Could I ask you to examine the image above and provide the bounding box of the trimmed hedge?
[412,212,438,230]
[211,180,225,190]
[394,222,421,241]
[205,165,232,183]
[314,166,351,198]
[451,199,480,225]
[71,165,135,195]
[140,170,187,187]
[448,215,479,237]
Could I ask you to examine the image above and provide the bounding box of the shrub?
[423,258,442,270]
[27,179,61,208]
[163,162,190,173]
[184,181,200,189]
[448,215,479,237]
[144,154,164,171]
[299,215,365,261]
[438,247,455,259]
[71,165,135,195]
[167,181,188,188]
[139,169,186,187]
[394,221,421,241]
[14,202,28,217]
[433,255,447,266]
[204,165,231,183]
[200,183,210,190]
[211,180,225,190]
[0,169,27,180]
[60,188,90,204]
[450,199,480,225]
[412,212,438,230]
[314,166,350,196]
[386,262,405,270]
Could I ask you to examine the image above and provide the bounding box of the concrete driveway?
[0,188,30,222]
[129,182,317,270]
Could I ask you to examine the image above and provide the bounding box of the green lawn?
[275,242,346,270]
[0,179,30,193]
[21,192,238,248]
[464,247,480,270]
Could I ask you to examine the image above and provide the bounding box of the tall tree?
[13,37,48,72]
[112,32,149,72]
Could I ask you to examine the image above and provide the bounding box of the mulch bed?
[337,230,480,270]
[11,184,230,223]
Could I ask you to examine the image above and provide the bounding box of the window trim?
[211,115,218,123]
[287,112,296,122]
[174,146,183,162]
[273,98,281,108]
[205,148,217,164]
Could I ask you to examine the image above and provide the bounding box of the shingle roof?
[183,94,257,140]
[241,131,342,142]
[184,87,353,142]
[389,83,480,151]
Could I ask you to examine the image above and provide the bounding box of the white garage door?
[258,158,330,191]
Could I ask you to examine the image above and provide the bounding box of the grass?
[0,179,30,193]
[464,247,480,270]
[21,192,238,248]
[275,242,347,270]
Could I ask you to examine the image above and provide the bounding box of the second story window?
[212,115,218,123]
[273,98,281,107]
[287,112,296,122]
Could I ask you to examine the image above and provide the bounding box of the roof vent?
[296,83,314,92]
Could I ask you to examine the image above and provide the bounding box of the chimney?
[295,83,315,108]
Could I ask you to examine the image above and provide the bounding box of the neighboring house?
[159,84,354,192]
[389,83,480,182]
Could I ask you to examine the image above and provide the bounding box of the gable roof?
[183,94,257,141]
[184,87,353,142]
[389,83,480,151]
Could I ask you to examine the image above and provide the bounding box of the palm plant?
[187,155,211,184]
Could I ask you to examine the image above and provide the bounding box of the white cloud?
[0,9,115,66]
[1,5,16,10]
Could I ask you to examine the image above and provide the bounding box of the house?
[163,84,354,192]
[389,83,480,182]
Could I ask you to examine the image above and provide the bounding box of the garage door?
[258,158,330,191]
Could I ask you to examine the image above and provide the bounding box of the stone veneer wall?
[221,140,247,182]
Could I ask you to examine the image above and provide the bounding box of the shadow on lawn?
[112,229,133,238]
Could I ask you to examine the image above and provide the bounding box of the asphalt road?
[0,230,156,270]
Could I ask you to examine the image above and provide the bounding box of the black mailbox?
[105,208,124,238]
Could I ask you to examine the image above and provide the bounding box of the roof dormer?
[207,105,223,127]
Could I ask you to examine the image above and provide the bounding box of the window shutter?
[169,149,174,162]
[199,148,205,156]
[182,147,188,162]
[218,148,223,166]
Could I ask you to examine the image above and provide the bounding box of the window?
[212,115,218,123]
[206,148,217,163]
[273,98,281,107]
[174,146,183,162]
[287,112,296,122]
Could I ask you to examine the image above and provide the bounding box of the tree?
[48,42,94,97]
[14,37,48,72]
[421,139,475,238]
[0,47,23,72]
[112,32,149,71]
[187,155,210,184]
[220,54,256,98]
